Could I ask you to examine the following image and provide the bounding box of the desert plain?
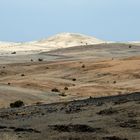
[0,33,139,140]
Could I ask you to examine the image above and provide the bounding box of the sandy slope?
[33,33,105,48]
[0,43,140,108]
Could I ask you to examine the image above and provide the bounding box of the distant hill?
[1,33,139,55]
[32,33,106,49]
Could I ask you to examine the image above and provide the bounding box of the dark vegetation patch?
[81,64,85,68]
[0,71,7,75]
[14,128,41,133]
[38,58,43,62]
[113,81,116,84]
[64,87,68,90]
[0,125,40,133]
[51,88,60,92]
[119,119,140,129]
[10,100,24,108]
[49,124,101,133]
[114,98,129,105]
[21,74,25,77]
[72,78,77,81]
[11,51,16,54]
[8,82,11,85]
[65,105,81,114]
[103,136,128,140]
[0,126,7,129]
[59,92,67,97]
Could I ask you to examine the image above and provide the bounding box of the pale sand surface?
[0,33,106,56]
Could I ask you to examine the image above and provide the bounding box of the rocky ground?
[0,92,139,140]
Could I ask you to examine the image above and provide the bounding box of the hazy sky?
[0,0,140,42]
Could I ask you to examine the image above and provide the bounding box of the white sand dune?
[1,32,139,55]
[0,33,106,55]
[33,33,105,48]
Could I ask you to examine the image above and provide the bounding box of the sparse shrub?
[113,81,116,84]
[81,64,85,68]
[59,92,67,97]
[64,87,68,90]
[11,51,16,54]
[36,102,43,105]
[10,100,24,108]
[72,78,76,81]
[129,45,132,48]
[89,96,93,99]
[51,88,60,92]
[21,74,25,77]
[38,58,43,62]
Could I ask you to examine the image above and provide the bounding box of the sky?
[0,0,140,42]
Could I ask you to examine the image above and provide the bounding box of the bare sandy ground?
[0,43,140,108]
